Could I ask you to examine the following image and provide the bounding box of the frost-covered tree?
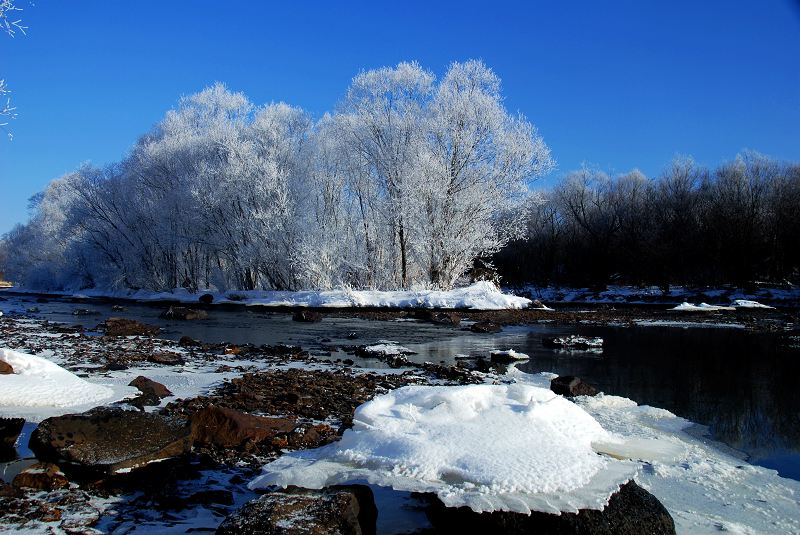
[417,60,553,287]
[2,61,555,292]
[0,0,26,138]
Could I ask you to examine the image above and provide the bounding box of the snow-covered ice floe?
[251,384,639,514]
[0,348,134,422]
[507,368,800,534]
[731,299,775,309]
[670,302,736,312]
[489,349,530,360]
[8,281,531,310]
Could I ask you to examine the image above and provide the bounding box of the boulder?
[0,360,13,374]
[102,317,160,337]
[148,352,186,366]
[29,407,192,475]
[0,417,25,447]
[216,485,377,535]
[423,480,675,535]
[160,306,209,321]
[179,335,201,347]
[199,293,214,305]
[72,308,100,316]
[419,311,461,326]
[12,462,69,491]
[550,376,599,397]
[190,405,296,449]
[470,321,502,334]
[293,310,323,323]
[129,376,172,399]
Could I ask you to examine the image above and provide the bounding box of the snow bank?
[0,348,127,421]
[7,281,531,310]
[670,302,735,312]
[250,384,638,514]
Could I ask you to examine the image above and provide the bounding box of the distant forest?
[494,152,800,289]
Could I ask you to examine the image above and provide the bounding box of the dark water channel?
[2,293,799,481]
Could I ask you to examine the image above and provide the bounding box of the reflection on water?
[1,293,799,480]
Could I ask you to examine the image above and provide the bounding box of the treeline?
[494,153,800,289]
[0,60,553,292]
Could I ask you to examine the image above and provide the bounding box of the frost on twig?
[0,0,27,37]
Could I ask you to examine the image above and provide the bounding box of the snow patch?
[0,348,127,420]
[250,384,638,514]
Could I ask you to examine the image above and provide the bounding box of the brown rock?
[129,376,172,398]
[550,376,599,397]
[12,462,69,491]
[160,306,209,321]
[217,485,377,535]
[190,405,296,449]
[292,310,323,323]
[102,317,160,337]
[0,360,13,374]
[148,352,185,366]
[470,321,502,333]
[29,407,192,475]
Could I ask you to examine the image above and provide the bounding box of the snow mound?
[361,341,416,356]
[670,302,735,312]
[250,384,638,514]
[731,299,774,309]
[489,349,530,360]
[0,348,116,409]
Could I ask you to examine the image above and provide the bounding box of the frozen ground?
[1,314,799,533]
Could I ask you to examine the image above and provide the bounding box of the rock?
[543,335,604,350]
[293,310,323,323]
[0,479,23,498]
[190,405,296,449]
[12,462,69,491]
[199,293,214,304]
[216,485,377,535]
[550,376,599,397]
[72,308,100,316]
[129,376,172,399]
[29,407,192,475]
[179,335,201,347]
[0,417,25,447]
[470,321,502,334]
[102,317,160,337]
[160,306,209,321]
[420,311,461,326]
[148,352,186,366]
[423,480,675,535]
[0,360,13,374]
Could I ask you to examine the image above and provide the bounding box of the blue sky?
[1,0,799,234]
